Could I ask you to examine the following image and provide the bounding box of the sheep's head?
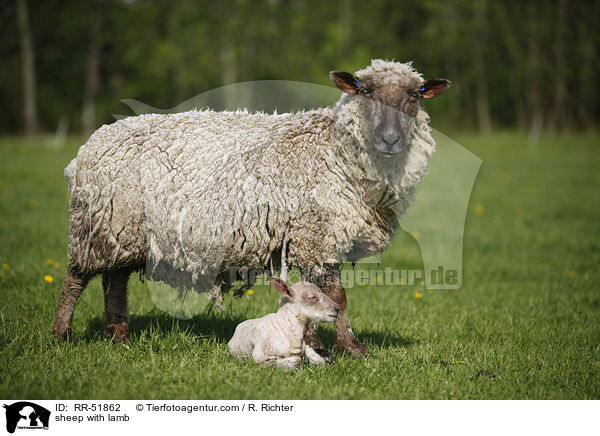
[331,60,450,156]
[270,277,339,323]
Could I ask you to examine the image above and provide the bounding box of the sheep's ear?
[330,71,362,94]
[420,78,451,99]
[270,277,293,298]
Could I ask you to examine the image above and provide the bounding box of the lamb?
[51,59,450,357]
[228,277,339,371]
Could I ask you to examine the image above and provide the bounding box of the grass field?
[0,131,599,399]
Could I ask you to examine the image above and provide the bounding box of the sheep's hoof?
[51,327,73,342]
[338,338,371,358]
[105,322,130,343]
[314,348,336,364]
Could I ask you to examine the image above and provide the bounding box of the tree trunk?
[441,2,463,127]
[339,0,352,59]
[82,1,102,136]
[548,0,568,131]
[471,0,492,132]
[526,0,544,134]
[576,1,599,129]
[16,0,37,137]
[497,3,528,129]
[220,7,237,110]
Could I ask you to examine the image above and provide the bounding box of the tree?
[16,0,37,137]
[82,1,102,136]
[471,0,492,132]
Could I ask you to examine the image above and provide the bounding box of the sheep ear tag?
[330,71,361,94]
[420,78,451,99]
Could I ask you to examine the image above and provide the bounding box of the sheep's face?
[330,70,450,156]
[270,278,340,322]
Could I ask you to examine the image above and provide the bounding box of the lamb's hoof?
[314,348,336,364]
[338,338,371,358]
[105,322,130,343]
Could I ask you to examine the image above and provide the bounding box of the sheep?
[228,277,339,371]
[51,59,450,357]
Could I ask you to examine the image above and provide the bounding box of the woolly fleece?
[65,60,435,295]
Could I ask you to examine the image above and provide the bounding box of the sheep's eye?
[358,87,370,96]
[410,91,421,100]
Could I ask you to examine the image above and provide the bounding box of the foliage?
[2,0,599,134]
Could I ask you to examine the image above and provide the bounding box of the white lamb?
[228,278,339,371]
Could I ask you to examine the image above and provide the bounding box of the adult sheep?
[52,59,450,356]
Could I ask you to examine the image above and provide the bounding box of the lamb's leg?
[321,270,371,357]
[51,263,91,341]
[303,323,336,363]
[273,356,301,371]
[304,344,330,366]
[102,268,132,342]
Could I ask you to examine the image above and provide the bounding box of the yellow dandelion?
[2,263,8,270]
[397,278,403,284]
[247,289,254,295]
[46,258,55,265]
[414,292,423,299]
[53,262,61,269]
[567,270,575,278]
[455,360,465,364]
[375,277,381,284]
[474,204,485,216]
[44,275,54,283]
[411,230,421,240]
[67,255,72,260]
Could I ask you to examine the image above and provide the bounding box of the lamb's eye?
[305,294,317,303]
[410,91,420,100]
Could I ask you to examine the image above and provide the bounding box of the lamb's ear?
[270,277,293,298]
[420,78,451,99]
[330,71,362,94]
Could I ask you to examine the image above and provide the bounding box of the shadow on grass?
[83,312,415,350]
[82,310,245,344]
[316,325,416,351]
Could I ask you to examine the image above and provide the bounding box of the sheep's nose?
[333,306,340,315]
[381,131,400,146]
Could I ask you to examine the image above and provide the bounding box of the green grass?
[0,131,599,399]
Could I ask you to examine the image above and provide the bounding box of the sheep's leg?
[304,322,325,348]
[102,268,132,342]
[322,270,371,357]
[51,264,92,341]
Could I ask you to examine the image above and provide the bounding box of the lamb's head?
[270,277,339,323]
[330,59,450,157]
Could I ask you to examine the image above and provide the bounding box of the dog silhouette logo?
[3,402,50,433]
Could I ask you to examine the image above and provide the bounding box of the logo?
[3,402,50,433]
